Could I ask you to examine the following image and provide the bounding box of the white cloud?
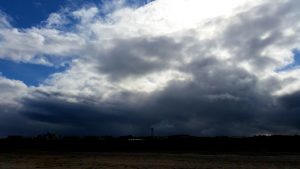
[0,76,27,106]
[46,13,67,28]
[0,11,11,28]
[15,0,297,99]
[73,7,99,24]
[0,27,85,65]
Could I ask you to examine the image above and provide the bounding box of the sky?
[1,0,300,137]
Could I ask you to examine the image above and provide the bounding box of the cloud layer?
[1,0,300,136]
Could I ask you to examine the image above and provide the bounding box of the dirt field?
[1,152,300,169]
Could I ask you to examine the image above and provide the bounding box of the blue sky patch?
[0,0,69,28]
[0,59,67,86]
[0,0,153,28]
[277,49,300,72]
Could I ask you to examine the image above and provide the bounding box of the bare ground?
[1,152,300,169]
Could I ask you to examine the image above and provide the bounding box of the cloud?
[0,11,11,28]
[93,36,184,80]
[20,92,149,136]
[1,0,300,136]
[0,76,27,106]
[46,13,68,28]
[221,0,300,73]
[0,76,31,136]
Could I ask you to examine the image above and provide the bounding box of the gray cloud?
[16,60,278,136]
[221,0,300,71]
[19,91,155,136]
[94,36,182,80]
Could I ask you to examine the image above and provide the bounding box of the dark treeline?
[2,134,300,153]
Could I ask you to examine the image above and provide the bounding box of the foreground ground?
[1,152,300,169]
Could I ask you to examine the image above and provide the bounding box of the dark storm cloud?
[18,62,273,136]
[19,91,157,136]
[16,65,300,136]
[270,91,300,131]
[280,91,300,109]
[143,61,271,136]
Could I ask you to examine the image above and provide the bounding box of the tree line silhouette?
[2,133,300,153]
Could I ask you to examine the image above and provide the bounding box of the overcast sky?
[1,0,300,137]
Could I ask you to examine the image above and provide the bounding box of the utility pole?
[151,127,154,138]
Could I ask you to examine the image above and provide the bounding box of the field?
[1,152,300,169]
